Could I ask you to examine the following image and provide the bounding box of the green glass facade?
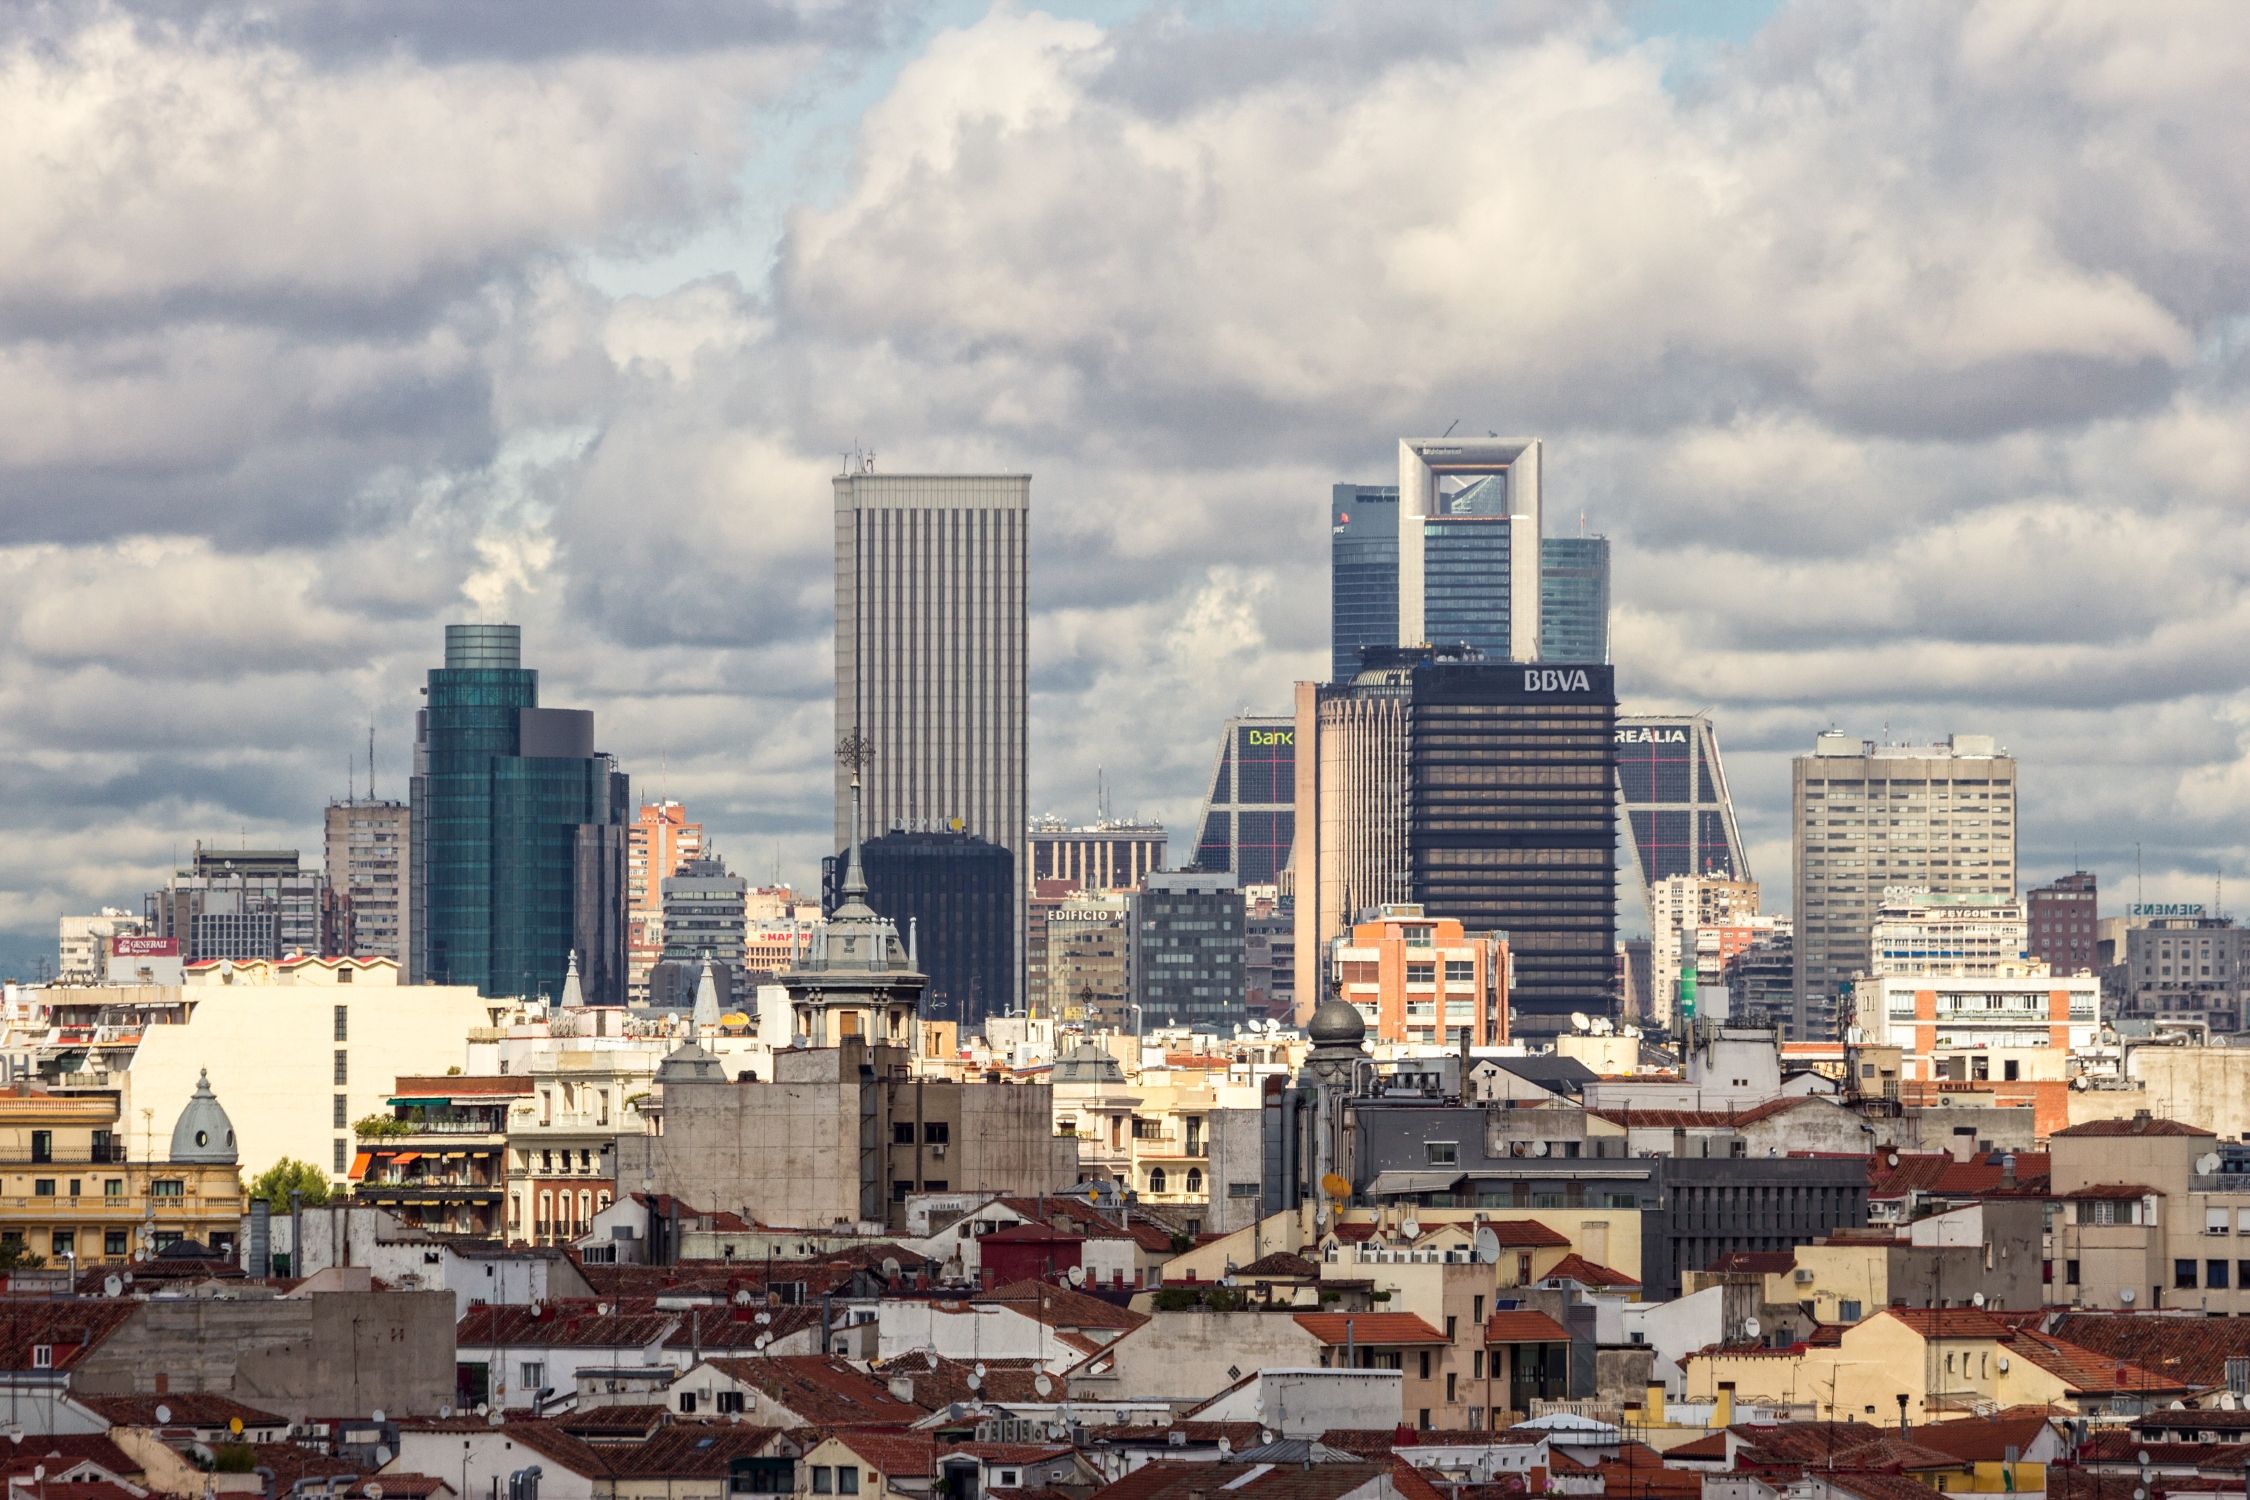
[411,625,629,1002]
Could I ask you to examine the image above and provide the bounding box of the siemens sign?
[2131,902,2207,919]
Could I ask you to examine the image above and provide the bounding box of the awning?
[391,1152,420,1165]
[1365,1170,1465,1196]
[349,1152,371,1180]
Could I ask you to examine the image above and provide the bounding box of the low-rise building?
[1329,905,1508,1047]
[352,1076,528,1238]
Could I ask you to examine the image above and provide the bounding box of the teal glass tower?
[410,624,630,1002]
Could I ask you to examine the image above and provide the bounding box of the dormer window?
[31,1346,52,1370]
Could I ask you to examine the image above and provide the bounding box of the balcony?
[5,1145,130,1166]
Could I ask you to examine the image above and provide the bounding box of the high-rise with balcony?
[325,798,410,962]
[409,624,632,1004]
[1791,733,2017,1039]
[835,471,1028,1010]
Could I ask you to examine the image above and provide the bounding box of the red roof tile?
[826,1431,940,1477]
[1484,1309,1572,1343]
[2050,1312,2250,1387]
[974,1280,1148,1332]
[2054,1117,2214,1138]
[1293,1312,1448,1346]
[1541,1252,1640,1289]
[392,1075,533,1096]
[704,1355,927,1425]
[457,1302,674,1349]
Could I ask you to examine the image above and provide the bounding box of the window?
[837,1471,860,1496]
[812,1468,833,1494]
[32,1180,53,1198]
[30,1346,51,1370]
[519,1361,546,1391]
[893,1123,915,1144]
[334,1051,348,1085]
[1838,1300,1862,1322]
[679,1393,698,1414]
[1149,1168,1167,1194]
[334,1005,349,1041]
[2177,1260,2199,1289]
[50,1232,74,1258]
[923,1123,950,1145]
[104,1230,126,1257]
[334,1094,348,1129]
[334,1138,349,1174]
[1427,1141,1459,1166]
[2213,1261,2232,1290]
[151,1179,185,1198]
[2209,1207,2230,1235]
[1419,1351,1432,1378]
[717,1391,745,1415]
[29,1130,51,1164]
[1446,1316,1457,1340]
[1406,963,1436,985]
[1445,960,1475,983]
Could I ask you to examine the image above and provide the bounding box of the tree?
[0,1241,46,1271]
[245,1158,334,1214]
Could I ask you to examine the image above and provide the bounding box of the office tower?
[1330,904,1508,1047]
[1539,535,1610,663]
[146,847,326,962]
[1045,892,1130,1026]
[1406,661,1618,1033]
[1190,714,1296,886]
[1647,874,1759,1027]
[1330,484,1400,681]
[627,801,703,1001]
[835,471,1029,1009]
[324,798,410,962]
[1026,817,1165,891]
[1704,918,1794,1030]
[1791,732,2017,1038]
[1397,438,1542,662]
[1869,891,2028,978]
[1130,871,1246,1031]
[2027,871,2099,976]
[410,623,631,1004]
[2120,913,2250,1028]
[1615,714,1751,891]
[648,854,749,1009]
[56,909,146,982]
[1026,877,1079,1016]
[1290,654,1416,1024]
[825,830,1013,1026]
[1243,885,1295,1022]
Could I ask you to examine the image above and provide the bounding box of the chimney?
[1644,1381,1665,1427]
[154,1373,169,1395]
[889,1376,915,1405]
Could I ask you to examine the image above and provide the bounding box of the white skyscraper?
[834,470,1029,1014]
[1396,436,1544,662]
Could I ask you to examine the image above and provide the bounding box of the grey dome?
[655,1039,726,1086]
[168,1069,238,1165]
[1307,993,1367,1048]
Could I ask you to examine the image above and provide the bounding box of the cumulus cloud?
[6,0,2250,971]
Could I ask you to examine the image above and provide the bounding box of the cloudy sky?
[4,0,2248,974]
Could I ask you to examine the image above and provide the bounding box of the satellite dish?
[596,1302,611,1316]
[2199,1154,2223,1175]
[1260,1430,1277,1447]
[530,1300,544,1317]
[153,1405,172,1426]
[966,1369,982,1391]
[1472,1228,1501,1265]
[2120,1288,2137,1306]
[754,1333,772,1351]
[1529,1141,1549,1157]
[974,1362,988,1380]
[32,1468,44,1483]
[881,1257,902,1280]
[1571,1012,1591,1033]
[1218,1438,1233,1457]
[1320,1173,1351,1200]
[755,1310,772,1326]
[1402,1217,1423,1240]
[1066,1266,1086,1287]
[2138,1451,2152,1467]
[1885,1152,1900,1168]
[735,1289,752,1306]
[1971,1292,1986,1308]
[372,1410,386,1425]
[368,1488,385,1500]
[1996,1356,2010,1373]
[102,1275,122,1298]
[439,1407,454,1421]
[1743,1318,1761,1339]
[229,1417,245,1436]
[475,1404,490,1417]
[1034,1373,1054,1398]
[489,1413,504,1428]
[373,1448,392,1469]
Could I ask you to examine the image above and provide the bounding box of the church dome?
[1307,993,1367,1048]
[654,1039,727,1086]
[168,1069,238,1165]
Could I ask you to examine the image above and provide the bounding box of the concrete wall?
[71,1290,458,1420]
[390,1429,599,1500]
[875,1301,1054,1365]
[1190,1367,1403,1437]
[1064,1311,1327,1409]
[264,1203,592,1317]
[124,979,501,1181]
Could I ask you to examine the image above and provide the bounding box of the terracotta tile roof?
[1725,1422,1887,1467]
[2055,1116,2214,1138]
[1664,1432,1727,1461]
[1541,1252,1640,1289]
[0,1301,136,1371]
[1238,1252,1320,1278]
[936,1442,1076,1464]
[2063,1183,2164,1200]
[456,1302,674,1349]
[2006,1327,2190,1395]
[0,1438,142,1483]
[1389,1457,1449,1500]
[2137,1410,2250,1434]
[1826,1472,1959,1500]
[347,1478,449,1499]
[1087,1422,1267,1447]
[1484,1309,1572,1343]
[974,1279,1148,1332]
[826,1430,939,1477]
[2051,1311,2250,1387]
[1878,1307,2014,1340]
[1087,1462,1394,1500]
[663,1302,825,1350]
[1593,1449,1700,1497]
[77,1393,287,1428]
[554,1405,670,1440]
[702,1355,926,1425]
[1293,1312,1448,1347]
[1482,1220,1570,1248]
[598,1424,793,1478]
[867,1350,1050,1407]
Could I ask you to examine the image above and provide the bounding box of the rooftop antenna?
[1440,418,1459,437]
[2137,843,2144,906]
[370,717,377,801]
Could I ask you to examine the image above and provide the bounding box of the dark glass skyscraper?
[1422,515,1513,657]
[1329,484,1399,681]
[1191,715,1295,886]
[1539,535,1610,663]
[825,829,1013,1027]
[410,624,630,1002]
[1407,661,1618,1033]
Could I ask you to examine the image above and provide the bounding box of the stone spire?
[559,949,584,1008]
[692,953,722,1028]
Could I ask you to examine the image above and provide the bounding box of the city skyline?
[4,3,2248,973]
